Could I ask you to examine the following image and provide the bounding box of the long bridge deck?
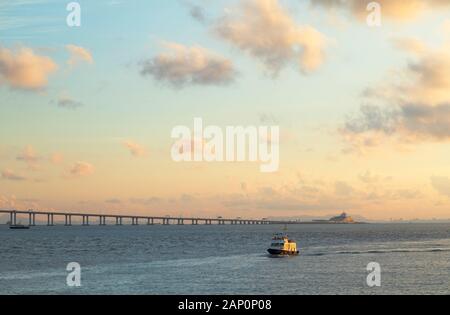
[0,210,298,226]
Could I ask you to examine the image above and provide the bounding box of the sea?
[0,223,449,295]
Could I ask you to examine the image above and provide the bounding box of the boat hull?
[9,226,30,230]
[267,248,299,256]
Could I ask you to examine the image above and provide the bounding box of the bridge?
[0,210,298,227]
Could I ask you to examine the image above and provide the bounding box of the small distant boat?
[9,224,30,230]
[267,232,299,256]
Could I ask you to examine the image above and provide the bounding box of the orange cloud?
[50,153,64,164]
[69,162,95,177]
[0,195,17,209]
[16,145,40,169]
[66,45,94,67]
[123,140,147,157]
[313,0,450,21]
[0,46,57,90]
[215,0,327,75]
[431,176,450,197]
[2,169,26,181]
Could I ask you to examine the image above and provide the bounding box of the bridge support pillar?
[12,211,17,226]
[47,214,54,226]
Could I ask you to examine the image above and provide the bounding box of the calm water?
[1,223,449,295]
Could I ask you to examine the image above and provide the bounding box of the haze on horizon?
[1,0,450,221]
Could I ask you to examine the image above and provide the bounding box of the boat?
[267,232,299,256]
[9,224,30,230]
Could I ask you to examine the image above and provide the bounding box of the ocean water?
[0,223,449,295]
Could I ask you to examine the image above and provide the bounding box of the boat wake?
[306,247,450,257]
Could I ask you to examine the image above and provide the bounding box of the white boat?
[267,232,299,256]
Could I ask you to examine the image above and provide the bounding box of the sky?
[1,0,450,221]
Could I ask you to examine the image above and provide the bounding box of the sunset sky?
[1,0,450,221]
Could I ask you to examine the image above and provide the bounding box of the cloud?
[189,4,207,23]
[312,0,450,22]
[0,45,57,90]
[214,0,327,75]
[358,171,379,184]
[50,152,64,164]
[406,48,450,105]
[66,45,94,67]
[68,162,95,177]
[342,39,450,148]
[334,181,354,196]
[0,1,60,33]
[129,197,162,205]
[123,140,147,157]
[391,37,427,55]
[0,195,17,209]
[1,169,26,181]
[105,198,122,204]
[431,176,450,197]
[16,145,40,169]
[56,97,84,109]
[343,103,450,148]
[401,103,450,140]
[344,104,399,135]
[140,42,236,87]
[0,194,41,211]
